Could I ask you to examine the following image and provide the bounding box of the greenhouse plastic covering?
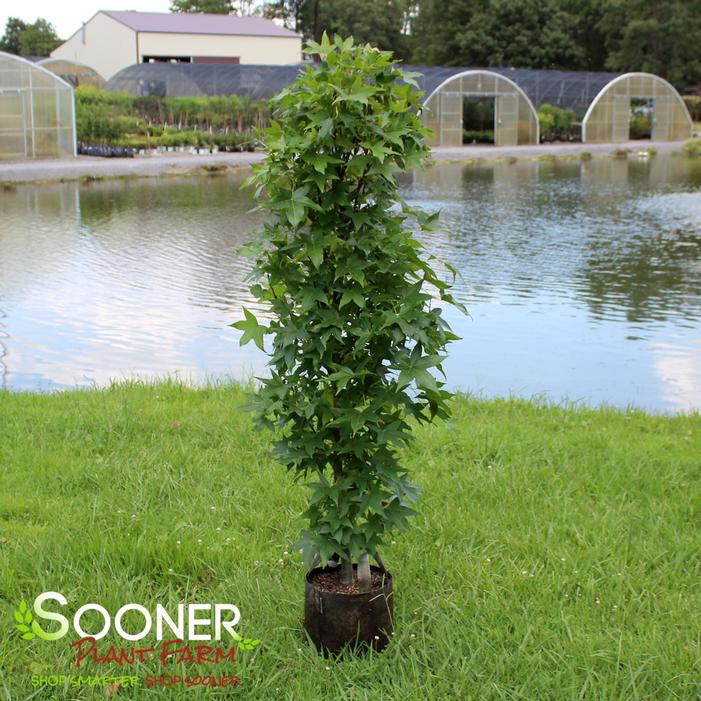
[0,51,75,160]
[38,58,106,90]
[409,66,620,117]
[106,63,304,99]
[417,69,540,146]
[105,62,692,145]
[582,73,692,142]
[106,62,619,115]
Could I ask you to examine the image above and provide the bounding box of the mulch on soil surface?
[309,567,388,595]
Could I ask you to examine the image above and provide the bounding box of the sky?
[0,1,173,40]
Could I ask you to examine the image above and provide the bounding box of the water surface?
[1,155,700,411]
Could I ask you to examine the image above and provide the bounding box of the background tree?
[262,0,305,30]
[411,0,584,69]
[17,19,61,56]
[170,0,257,13]
[560,0,607,71]
[170,0,234,13]
[0,17,28,55]
[261,0,701,88]
[601,0,701,88]
[264,0,414,59]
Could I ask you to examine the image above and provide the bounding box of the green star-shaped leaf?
[231,308,267,351]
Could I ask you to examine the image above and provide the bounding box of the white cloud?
[651,340,701,412]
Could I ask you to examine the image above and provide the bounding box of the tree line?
[264,0,701,89]
[0,17,61,56]
[193,0,701,89]
[3,0,699,89]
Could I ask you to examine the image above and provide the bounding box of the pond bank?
[0,381,697,699]
[0,140,687,185]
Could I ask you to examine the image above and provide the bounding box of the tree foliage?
[600,0,701,88]
[0,17,61,56]
[537,104,578,142]
[18,19,61,56]
[237,34,460,582]
[170,0,257,13]
[264,0,701,88]
[0,17,27,54]
[414,0,701,86]
[264,0,415,59]
[412,0,589,69]
[302,0,413,60]
[170,0,234,13]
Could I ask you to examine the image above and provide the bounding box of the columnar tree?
[236,34,461,589]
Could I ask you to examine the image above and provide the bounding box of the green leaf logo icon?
[230,630,260,650]
[238,638,261,651]
[14,600,35,640]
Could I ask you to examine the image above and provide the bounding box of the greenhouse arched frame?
[103,62,693,147]
[581,72,692,143]
[0,51,76,160]
[420,69,540,147]
[38,58,107,90]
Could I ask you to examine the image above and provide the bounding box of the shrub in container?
[235,34,462,654]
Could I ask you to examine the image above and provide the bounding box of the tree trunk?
[357,552,371,592]
[373,551,386,572]
[340,550,354,586]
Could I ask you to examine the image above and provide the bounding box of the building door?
[439,91,464,147]
[612,96,630,142]
[0,90,27,159]
[652,97,671,141]
[495,94,518,146]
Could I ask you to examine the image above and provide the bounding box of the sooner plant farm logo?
[13,592,260,690]
[14,592,259,648]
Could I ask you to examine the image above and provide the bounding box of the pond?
[1,155,700,412]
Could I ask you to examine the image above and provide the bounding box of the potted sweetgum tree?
[235,34,462,653]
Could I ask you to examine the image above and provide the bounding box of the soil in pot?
[304,565,393,655]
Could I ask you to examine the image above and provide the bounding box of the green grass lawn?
[0,382,699,700]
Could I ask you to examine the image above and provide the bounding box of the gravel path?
[0,151,264,184]
[432,140,684,161]
[0,141,686,185]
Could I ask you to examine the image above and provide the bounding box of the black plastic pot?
[304,565,393,654]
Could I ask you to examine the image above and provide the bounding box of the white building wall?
[137,33,301,65]
[51,13,136,81]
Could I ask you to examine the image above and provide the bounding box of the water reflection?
[0,177,266,390]
[0,306,8,389]
[1,157,700,411]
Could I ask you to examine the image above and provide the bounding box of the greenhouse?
[106,62,303,99]
[581,73,692,142]
[0,52,76,160]
[38,58,106,90]
[418,69,540,146]
[413,66,692,145]
[103,62,693,146]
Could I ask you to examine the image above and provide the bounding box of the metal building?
[51,11,302,81]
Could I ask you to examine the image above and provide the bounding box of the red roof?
[103,11,300,38]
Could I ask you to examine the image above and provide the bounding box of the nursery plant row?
[75,86,269,151]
